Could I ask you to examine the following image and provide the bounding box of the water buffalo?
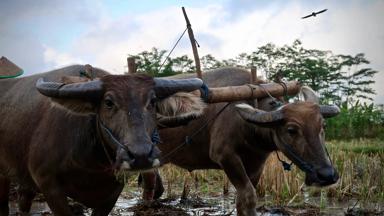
[141,67,340,216]
[0,65,206,215]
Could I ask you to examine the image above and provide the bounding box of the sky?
[1,0,383,103]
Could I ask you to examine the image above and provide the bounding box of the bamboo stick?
[182,7,202,79]
[194,81,301,103]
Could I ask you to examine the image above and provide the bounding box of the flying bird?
[301,9,327,19]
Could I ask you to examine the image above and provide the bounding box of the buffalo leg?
[0,177,10,216]
[140,170,164,201]
[243,153,269,189]
[91,184,124,216]
[153,170,164,199]
[17,187,36,214]
[35,178,73,216]
[214,154,257,216]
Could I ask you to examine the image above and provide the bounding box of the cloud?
[43,45,83,69]
[1,1,383,103]
[0,0,106,74]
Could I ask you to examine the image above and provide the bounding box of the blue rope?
[199,82,210,102]
[151,129,161,145]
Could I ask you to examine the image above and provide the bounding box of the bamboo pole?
[194,81,301,103]
[182,7,202,79]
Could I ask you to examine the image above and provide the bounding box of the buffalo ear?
[300,86,320,104]
[156,92,206,128]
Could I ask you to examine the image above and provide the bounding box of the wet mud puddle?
[8,191,384,215]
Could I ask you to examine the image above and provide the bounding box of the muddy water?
[8,189,383,215]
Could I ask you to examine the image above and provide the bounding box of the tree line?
[129,39,378,106]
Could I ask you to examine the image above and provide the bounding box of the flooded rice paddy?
[8,186,383,216]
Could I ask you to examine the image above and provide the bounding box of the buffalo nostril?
[129,158,136,166]
[121,161,131,170]
[317,167,338,184]
[126,150,135,160]
[152,159,160,167]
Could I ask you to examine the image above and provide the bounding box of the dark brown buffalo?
[141,67,340,216]
[0,65,206,215]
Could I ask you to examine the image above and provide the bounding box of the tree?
[129,47,196,77]
[129,40,378,105]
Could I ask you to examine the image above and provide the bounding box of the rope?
[159,28,188,72]
[199,83,210,102]
[275,151,293,171]
[0,70,24,79]
[160,102,231,161]
[248,83,284,108]
[276,81,288,101]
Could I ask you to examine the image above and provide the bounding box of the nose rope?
[276,135,314,173]
[98,119,130,152]
[275,151,293,171]
[324,143,334,167]
[275,134,334,175]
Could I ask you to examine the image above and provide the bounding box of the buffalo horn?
[320,105,340,118]
[235,104,284,124]
[154,78,203,98]
[36,78,103,99]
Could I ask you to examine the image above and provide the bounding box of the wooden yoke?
[194,81,301,103]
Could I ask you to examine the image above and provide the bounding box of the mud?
[8,189,384,215]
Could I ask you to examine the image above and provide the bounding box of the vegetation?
[326,102,384,140]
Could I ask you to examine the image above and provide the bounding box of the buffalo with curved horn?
[0,65,206,215]
[140,67,340,216]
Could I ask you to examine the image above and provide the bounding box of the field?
[7,139,384,216]
[117,139,384,215]
[8,140,384,215]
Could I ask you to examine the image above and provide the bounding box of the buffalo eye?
[104,98,114,109]
[287,126,298,136]
[147,94,157,110]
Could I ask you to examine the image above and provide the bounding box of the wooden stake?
[250,66,257,84]
[127,57,136,74]
[250,66,258,107]
[182,7,202,79]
